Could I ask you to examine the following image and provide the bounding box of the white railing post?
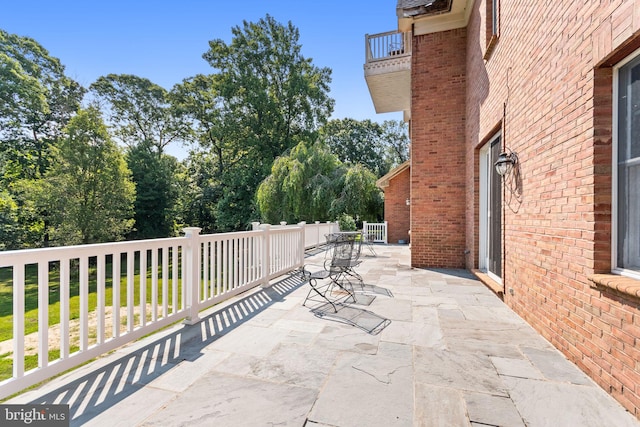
[183,227,202,325]
[384,221,389,244]
[251,221,260,231]
[315,221,321,248]
[298,222,306,266]
[260,224,271,287]
[363,221,368,238]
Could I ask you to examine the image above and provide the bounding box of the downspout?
[501,101,507,297]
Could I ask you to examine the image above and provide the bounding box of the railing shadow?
[24,272,308,426]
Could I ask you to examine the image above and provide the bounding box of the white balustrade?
[0,221,338,399]
[363,221,388,244]
[365,30,412,62]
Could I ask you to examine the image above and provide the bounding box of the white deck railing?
[365,30,412,62]
[363,221,388,244]
[0,221,339,399]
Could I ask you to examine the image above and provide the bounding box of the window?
[614,51,640,276]
[484,0,499,60]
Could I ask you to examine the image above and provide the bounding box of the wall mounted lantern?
[406,198,411,206]
[494,150,518,177]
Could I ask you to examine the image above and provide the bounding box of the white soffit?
[399,0,474,36]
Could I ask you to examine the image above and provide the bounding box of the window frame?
[479,131,502,283]
[484,0,500,60]
[612,47,640,279]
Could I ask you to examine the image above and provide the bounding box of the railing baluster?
[162,247,168,318]
[80,256,88,351]
[140,249,147,327]
[202,242,208,301]
[13,263,25,379]
[60,258,70,358]
[209,242,215,298]
[97,255,105,345]
[172,245,178,314]
[234,238,239,288]
[151,248,158,323]
[112,253,121,339]
[127,251,135,333]
[38,262,49,368]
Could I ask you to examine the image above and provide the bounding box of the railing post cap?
[182,227,202,236]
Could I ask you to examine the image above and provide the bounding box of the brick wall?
[411,28,467,268]
[384,167,411,244]
[458,0,640,418]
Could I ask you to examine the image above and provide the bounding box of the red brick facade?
[407,0,640,418]
[410,28,468,268]
[380,165,411,244]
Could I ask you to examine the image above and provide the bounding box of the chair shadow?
[24,273,307,426]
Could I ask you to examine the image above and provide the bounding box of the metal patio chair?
[301,234,359,312]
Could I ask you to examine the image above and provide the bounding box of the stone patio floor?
[7,244,640,426]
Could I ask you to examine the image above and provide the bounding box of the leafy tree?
[90,74,187,153]
[200,14,335,230]
[177,151,221,234]
[257,140,343,224]
[0,29,84,249]
[320,118,385,175]
[257,140,382,224]
[126,142,180,239]
[0,29,84,179]
[43,107,135,245]
[0,188,20,250]
[320,118,409,177]
[381,119,410,167]
[331,163,383,222]
[90,74,187,237]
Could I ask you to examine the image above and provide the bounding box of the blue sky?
[1,0,403,159]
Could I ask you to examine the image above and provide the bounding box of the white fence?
[262,221,339,249]
[365,30,412,62]
[0,221,338,399]
[363,221,388,244]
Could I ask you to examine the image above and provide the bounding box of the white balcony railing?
[0,221,339,399]
[365,30,412,63]
[363,221,388,244]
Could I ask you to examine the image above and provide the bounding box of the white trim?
[479,144,489,271]
[612,47,640,278]
[479,132,502,283]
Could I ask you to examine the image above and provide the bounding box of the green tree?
[177,151,220,234]
[257,141,343,224]
[381,119,410,167]
[257,140,382,224]
[0,29,84,179]
[320,118,409,177]
[43,107,135,245]
[90,74,187,153]
[0,188,20,250]
[90,74,186,237]
[200,14,335,230]
[0,29,84,249]
[331,163,383,223]
[126,142,180,239]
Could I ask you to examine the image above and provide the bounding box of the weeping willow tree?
[257,140,383,224]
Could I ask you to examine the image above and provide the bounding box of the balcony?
[364,31,412,118]
[4,240,638,425]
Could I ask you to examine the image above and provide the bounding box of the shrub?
[337,213,356,231]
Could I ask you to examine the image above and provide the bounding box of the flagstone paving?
[8,245,640,426]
